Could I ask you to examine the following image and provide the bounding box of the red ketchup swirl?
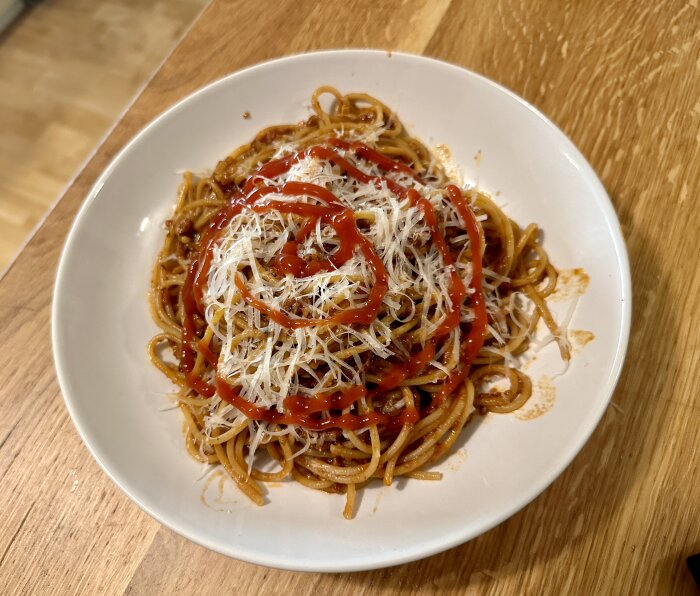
[180,140,487,429]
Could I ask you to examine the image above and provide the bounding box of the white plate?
[53,50,631,572]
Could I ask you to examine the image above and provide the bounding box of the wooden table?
[1,1,698,593]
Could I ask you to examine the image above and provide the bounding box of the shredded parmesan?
[202,145,474,429]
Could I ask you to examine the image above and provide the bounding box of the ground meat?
[175,217,195,237]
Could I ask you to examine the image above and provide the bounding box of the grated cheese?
[202,144,474,425]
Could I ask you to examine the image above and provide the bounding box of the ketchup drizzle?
[179,140,488,429]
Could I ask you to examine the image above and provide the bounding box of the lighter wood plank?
[0,0,698,594]
[0,0,208,270]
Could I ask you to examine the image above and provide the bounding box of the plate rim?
[52,49,632,572]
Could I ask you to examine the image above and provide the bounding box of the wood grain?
[0,0,208,270]
[1,0,699,593]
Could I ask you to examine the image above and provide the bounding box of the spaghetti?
[149,87,570,518]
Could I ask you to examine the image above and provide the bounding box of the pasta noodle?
[149,87,570,518]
